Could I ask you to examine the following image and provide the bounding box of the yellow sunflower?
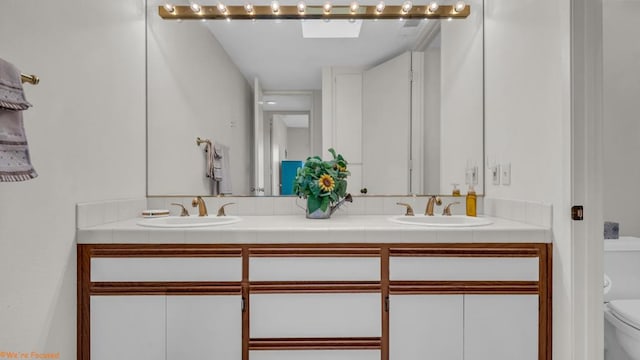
[337,164,347,172]
[318,174,335,192]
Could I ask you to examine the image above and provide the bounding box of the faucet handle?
[217,202,235,217]
[396,202,415,216]
[442,202,461,216]
[170,203,190,217]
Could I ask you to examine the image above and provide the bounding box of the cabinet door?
[91,296,165,360]
[464,295,538,360]
[389,295,463,360]
[167,295,242,360]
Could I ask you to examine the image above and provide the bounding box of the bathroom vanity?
[77,215,552,360]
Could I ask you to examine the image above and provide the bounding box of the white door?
[362,52,412,194]
[166,295,242,360]
[254,77,265,195]
[389,294,463,360]
[91,296,165,360]
[464,295,538,360]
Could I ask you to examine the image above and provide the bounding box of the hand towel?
[219,144,232,194]
[205,140,214,179]
[0,58,37,182]
[213,143,223,181]
[212,143,232,195]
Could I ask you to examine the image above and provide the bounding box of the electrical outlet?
[465,166,478,185]
[501,163,511,185]
[491,165,500,185]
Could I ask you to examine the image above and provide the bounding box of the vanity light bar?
[158,4,469,20]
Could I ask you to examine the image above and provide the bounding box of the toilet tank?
[605,236,640,302]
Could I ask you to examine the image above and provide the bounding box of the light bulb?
[217,2,228,14]
[427,1,438,12]
[323,1,332,14]
[349,0,359,13]
[244,2,254,13]
[271,0,280,13]
[401,0,412,14]
[297,1,306,13]
[375,1,385,14]
[454,0,465,12]
[190,2,201,13]
[163,3,176,13]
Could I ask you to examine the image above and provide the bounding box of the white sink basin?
[388,215,493,227]
[137,216,241,228]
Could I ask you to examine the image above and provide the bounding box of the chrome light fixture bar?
[158,4,469,20]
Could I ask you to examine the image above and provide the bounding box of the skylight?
[301,20,363,38]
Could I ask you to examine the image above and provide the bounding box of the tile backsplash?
[77,196,550,229]
[76,198,147,228]
[147,195,484,217]
[483,198,552,228]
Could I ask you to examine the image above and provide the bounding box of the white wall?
[147,0,252,196]
[0,0,146,356]
[603,0,640,236]
[483,0,572,358]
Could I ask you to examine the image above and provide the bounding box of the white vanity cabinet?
[464,294,538,360]
[80,246,244,360]
[90,296,165,360]
[90,295,241,360]
[78,243,551,360]
[388,252,545,360]
[389,295,464,360]
[166,295,242,360]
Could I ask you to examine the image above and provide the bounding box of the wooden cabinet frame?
[78,243,552,360]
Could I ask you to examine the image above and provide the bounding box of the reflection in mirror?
[147,0,483,196]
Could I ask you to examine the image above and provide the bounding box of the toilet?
[604,236,640,360]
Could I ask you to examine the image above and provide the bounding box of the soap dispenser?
[466,185,477,217]
[451,183,461,197]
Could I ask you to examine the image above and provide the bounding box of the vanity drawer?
[249,257,380,281]
[91,257,241,282]
[250,293,381,338]
[250,350,381,360]
[390,257,539,281]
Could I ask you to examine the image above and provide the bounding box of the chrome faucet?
[191,196,208,217]
[442,202,460,216]
[425,196,442,216]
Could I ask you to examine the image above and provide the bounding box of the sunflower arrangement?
[293,148,350,215]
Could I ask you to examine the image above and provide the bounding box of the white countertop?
[77,215,551,244]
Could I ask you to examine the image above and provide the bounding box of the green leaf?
[307,196,322,213]
[328,148,337,159]
[320,196,330,211]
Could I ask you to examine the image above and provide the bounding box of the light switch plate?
[465,166,478,185]
[491,165,500,185]
[501,163,511,185]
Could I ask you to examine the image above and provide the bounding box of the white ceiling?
[205,13,433,91]
[280,114,310,128]
[262,93,313,111]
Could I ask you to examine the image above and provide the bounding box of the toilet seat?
[609,299,640,331]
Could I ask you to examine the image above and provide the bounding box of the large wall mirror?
[147,0,484,196]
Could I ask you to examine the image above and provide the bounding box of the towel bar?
[20,73,39,85]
